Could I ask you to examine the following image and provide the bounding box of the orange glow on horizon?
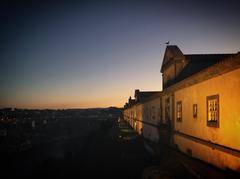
[1,79,162,109]
[0,97,125,109]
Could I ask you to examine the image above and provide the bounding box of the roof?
[163,53,240,93]
[174,53,234,83]
[135,90,161,103]
[162,45,236,88]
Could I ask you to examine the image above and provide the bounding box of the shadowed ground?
[3,118,196,178]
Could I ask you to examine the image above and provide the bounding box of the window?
[193,104,197,118]
[207,95,219,127]
[176,101,182,122]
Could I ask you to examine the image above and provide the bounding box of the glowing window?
[176,101,182,122]
[207,95,219,128]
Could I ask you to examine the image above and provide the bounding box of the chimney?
[128,96,132,103]
[135,89,140,101]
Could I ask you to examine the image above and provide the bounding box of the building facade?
[123,45,240,172]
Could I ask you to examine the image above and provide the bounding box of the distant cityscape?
[0,107,122,154]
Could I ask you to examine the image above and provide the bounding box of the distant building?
[123,45,240,172]
[123,90,161,139]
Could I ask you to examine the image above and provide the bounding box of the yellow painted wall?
[123,104,143,133]
[136,104,143,134]
[174,68,240,170]
[123,96,162,141]
[143,97,161,125]
[175,135,240,171]
[141,97,161,141]
[123,107,134,128]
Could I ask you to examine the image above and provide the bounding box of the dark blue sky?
[1,0,240,108]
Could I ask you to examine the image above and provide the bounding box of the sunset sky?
[1,0,240,109]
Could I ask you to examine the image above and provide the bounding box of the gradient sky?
[1,0,240,109]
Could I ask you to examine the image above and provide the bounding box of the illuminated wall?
[142,97,161,142]
[135,104,143,134]
[123,95,162,142]
[174,68,240,171]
